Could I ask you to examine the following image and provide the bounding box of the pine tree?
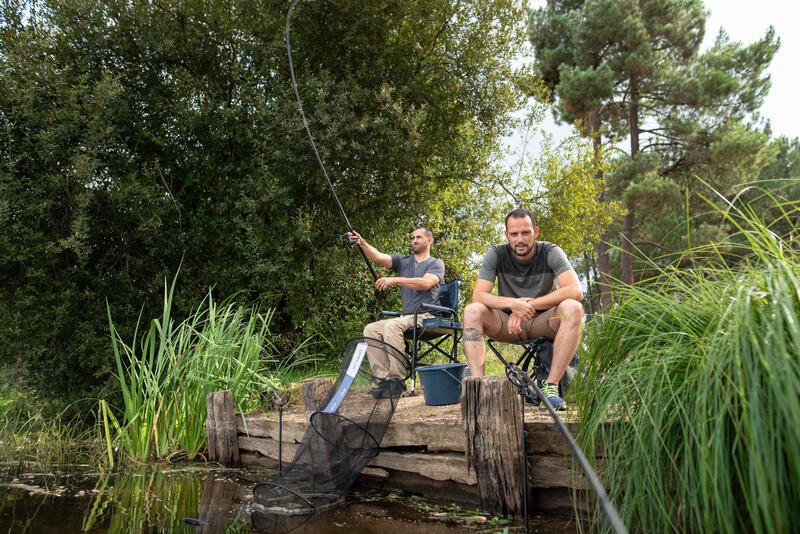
[530,0,778,307]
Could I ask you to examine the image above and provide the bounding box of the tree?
[0,0,529,404]
[529,0,778,308]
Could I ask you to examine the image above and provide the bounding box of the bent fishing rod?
[494,349,628,534]
[285,0,378,282]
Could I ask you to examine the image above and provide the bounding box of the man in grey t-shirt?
[348,227,445,397]
[463,208,584,410]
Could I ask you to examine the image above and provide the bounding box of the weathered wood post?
[462,376,527,518]
[301,377,333,421]
[206,390,240,467]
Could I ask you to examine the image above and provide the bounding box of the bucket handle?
[420,365,467,385]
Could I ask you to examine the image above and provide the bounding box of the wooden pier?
[207,377,593,518]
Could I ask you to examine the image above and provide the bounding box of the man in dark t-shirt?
[348,227,445,397]
[463,208,584,410]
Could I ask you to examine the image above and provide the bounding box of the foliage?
[101,273,318,463]
[0,366,104,469]
[575,187,800,533]
[0,0,531,405]
[529,0,779,298]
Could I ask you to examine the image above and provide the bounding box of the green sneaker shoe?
[539,380,567,411]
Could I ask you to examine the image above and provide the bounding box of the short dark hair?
[504,208,536,229]
[415,226,433,239]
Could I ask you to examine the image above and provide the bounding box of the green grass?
[575,190,800,533]
[102,273,325,465]
[0,369,104,469]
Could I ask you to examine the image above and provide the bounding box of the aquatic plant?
[0,369,103,469]
[576,188,800,533]
[102,273,322,464]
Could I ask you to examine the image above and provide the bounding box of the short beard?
[512,244,532,257]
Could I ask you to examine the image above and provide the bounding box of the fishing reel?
[341,232,358,247]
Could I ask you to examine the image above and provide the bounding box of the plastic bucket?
[416,363,469,406]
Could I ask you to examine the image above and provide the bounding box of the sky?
[506,0,800,161]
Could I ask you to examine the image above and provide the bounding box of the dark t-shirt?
[477,242,572,299]
[390,254,445,315]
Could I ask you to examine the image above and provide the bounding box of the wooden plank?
[462,376,526,518]
[523,422,579,455]
[237,416,307,443]
[238,435,303,464]
[368,451,476,486]
[240,452,275,469]
[238,414,465,452]
[360,467,390,479]
[529,455,588,490]
[382,422,464,451]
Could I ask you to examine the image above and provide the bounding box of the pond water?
[0,465,578,533]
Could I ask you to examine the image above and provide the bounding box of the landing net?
[252,337,409,532]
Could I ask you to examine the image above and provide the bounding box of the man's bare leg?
[462,302,502,377]
[545,299,584,383]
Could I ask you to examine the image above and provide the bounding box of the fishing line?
[285,0,378,282]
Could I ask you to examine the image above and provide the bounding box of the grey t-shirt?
[477,242,572,299]
[391,254,445,315]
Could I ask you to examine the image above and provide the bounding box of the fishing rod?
[285,0,378,283]
[493,348,628,534]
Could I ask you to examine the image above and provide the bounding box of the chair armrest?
[417,302,458,321]
[376,310,402,321]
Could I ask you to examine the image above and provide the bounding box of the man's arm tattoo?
[462,328,484,342]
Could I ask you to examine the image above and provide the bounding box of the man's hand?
[375,277,395,291]
[348,230,365,246]
[507,313,523,335]
[507,298,536,322]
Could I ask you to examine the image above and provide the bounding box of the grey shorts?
[489,308,558,343]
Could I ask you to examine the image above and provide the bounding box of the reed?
[576,190,800,533]
[103,274,320,464]
[0,370,103,469]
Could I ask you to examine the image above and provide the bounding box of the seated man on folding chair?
[348,227,445,398]
[463,208,583,410]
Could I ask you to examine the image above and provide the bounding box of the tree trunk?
[621,86,640,286]
[592,133,613,312]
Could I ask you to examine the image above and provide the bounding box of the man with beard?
[348,227,445,398]
[462,208,583,410]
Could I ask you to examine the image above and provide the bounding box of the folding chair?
[376,279,462,395]
[485,337,579,403]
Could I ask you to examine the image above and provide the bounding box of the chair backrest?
[438,279,459,312]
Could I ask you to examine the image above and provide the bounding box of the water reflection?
[0,466,574,533]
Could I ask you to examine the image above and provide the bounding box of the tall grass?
[103,274,321,464]
[0,368,104,469]
[576,191,800,533]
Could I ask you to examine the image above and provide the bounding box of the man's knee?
[557,299,584,326]
[364,321,381,338]
[464,302,490,328]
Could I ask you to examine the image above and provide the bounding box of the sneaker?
[370,379,406,399]
[539,380,567,411]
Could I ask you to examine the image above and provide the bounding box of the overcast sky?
[506,0,799,164]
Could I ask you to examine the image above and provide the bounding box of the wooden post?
[302,378,333,421]
[462,376,526,518]
[206,390,240,467]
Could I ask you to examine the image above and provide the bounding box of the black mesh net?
[252,337,409,533]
